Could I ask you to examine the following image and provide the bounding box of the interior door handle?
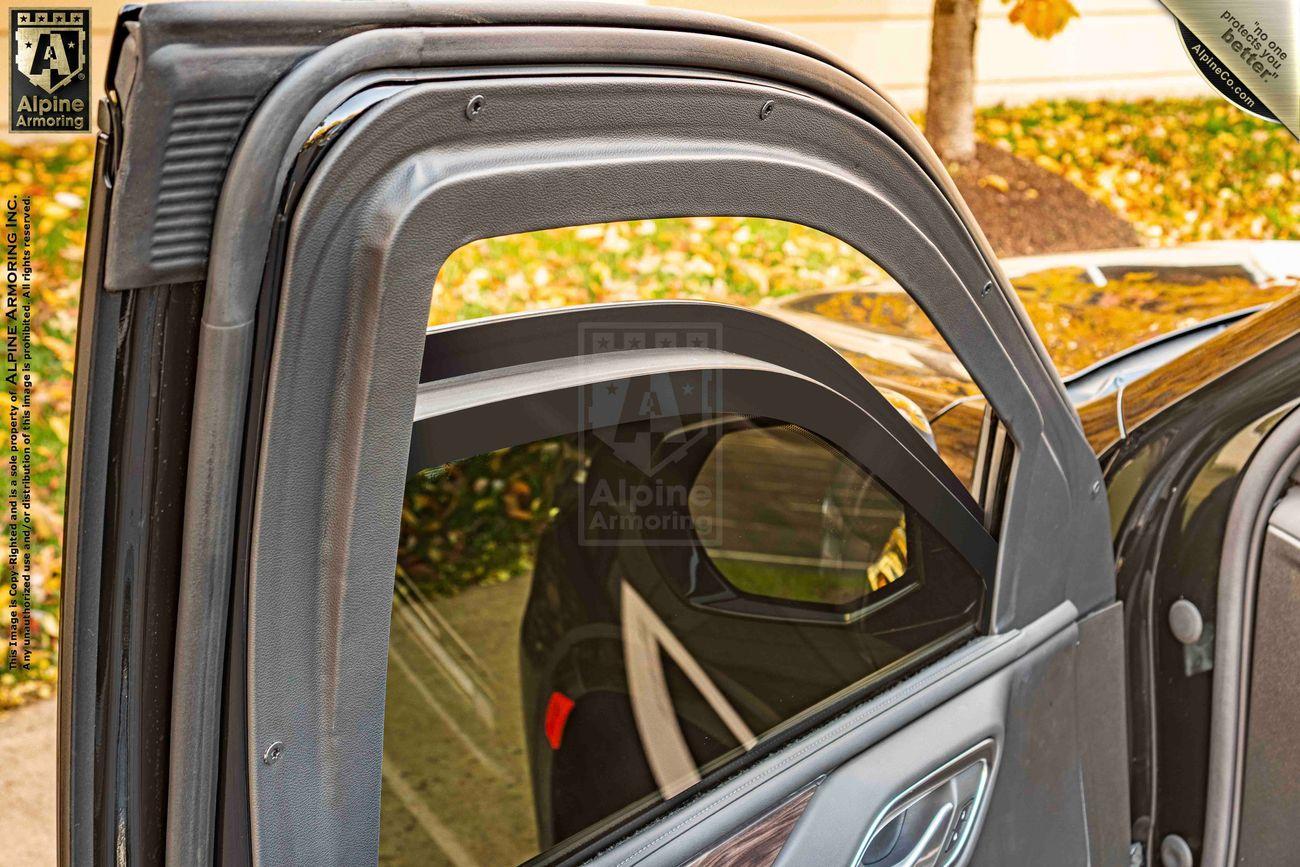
[894,802,954,867]
[854,740,996,867]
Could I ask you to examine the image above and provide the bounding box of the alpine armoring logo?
[9,9,90,133]
[577,322,723,546]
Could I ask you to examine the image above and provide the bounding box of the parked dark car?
[61,4,1300,867]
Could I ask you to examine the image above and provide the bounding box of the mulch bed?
[947,142,1141,257]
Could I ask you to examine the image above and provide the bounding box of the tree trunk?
[925,0,981,163]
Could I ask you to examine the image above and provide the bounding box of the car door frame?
[64,6,1123,866]
[224,60,1116,867]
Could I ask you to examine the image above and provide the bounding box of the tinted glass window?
[691,425,909,610]
[380,411,985,865]
[429,218,991,492]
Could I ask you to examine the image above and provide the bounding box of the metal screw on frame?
[465,95,486,120]
[760,100,775,120]
[262,741,284,766]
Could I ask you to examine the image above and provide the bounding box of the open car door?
[62,4,1128,865]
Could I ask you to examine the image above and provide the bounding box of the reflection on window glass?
[691,425,908,608]
[1002,265,1293,378]
[381,411,984,866]
[430,218,991,492]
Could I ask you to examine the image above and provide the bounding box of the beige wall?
[652,0,1214,109]
[3,0,1214,136]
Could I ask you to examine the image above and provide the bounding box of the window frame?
[225,61,1112,867]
